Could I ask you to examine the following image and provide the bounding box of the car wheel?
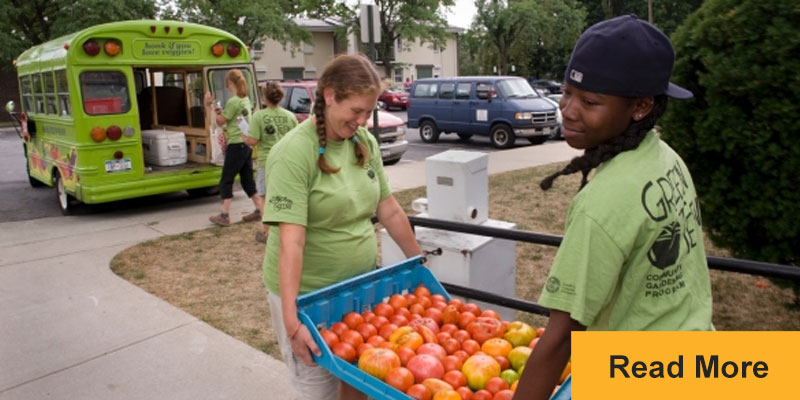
[490,124,515,149]
[527,136,547,145]
[187,186,220,197]
[457,133,473,141]
[383,157,401,166]
[53,170,76,215]
[419,120,440,143]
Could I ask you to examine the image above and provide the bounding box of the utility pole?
[361,3,381,142]
[648,0,654,24]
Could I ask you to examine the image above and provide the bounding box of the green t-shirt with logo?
[248,106,298,167]
[262,119,392,294]
[221,96,251,144]
[538,132,713,331]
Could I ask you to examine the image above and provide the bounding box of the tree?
[162,0,314,49]
[0,0,157,70]
[471,0,530,75]
[576,0,703,36]
[660,0,800,268]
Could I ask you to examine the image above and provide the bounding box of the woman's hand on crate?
[290,323,322,367]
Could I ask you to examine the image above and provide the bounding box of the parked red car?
[378,88,410,110]
[274,80,408,164]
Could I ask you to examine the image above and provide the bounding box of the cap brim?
[665,82,693,99]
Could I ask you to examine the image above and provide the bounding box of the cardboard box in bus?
[141,129,187,166]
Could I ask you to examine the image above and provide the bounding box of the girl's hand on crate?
[290,324,322,367]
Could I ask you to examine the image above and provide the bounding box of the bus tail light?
[107,125,122,140]
[114,151,124,159]
[90,126,106,142]
[227,44,240,57]
[211,43,224,57]
[83,40,100,56]
[104,40,121,56]
[124,126,135,137]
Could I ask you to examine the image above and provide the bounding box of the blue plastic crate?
[296,255,571,400]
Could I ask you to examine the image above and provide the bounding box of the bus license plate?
[105,158,132,173]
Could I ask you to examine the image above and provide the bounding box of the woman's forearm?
[278,224,306,332]
[378,196,422,258]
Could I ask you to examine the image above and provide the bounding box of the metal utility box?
[425,150,488,224]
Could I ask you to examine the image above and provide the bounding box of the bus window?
[20,75,33,113]
[56,69,71,116]
[152,71,187,126]
[44,71,58,115]
[207,68,257,112]
[32,73,44,114]
[187,71,204,128]
[80,71,131,115]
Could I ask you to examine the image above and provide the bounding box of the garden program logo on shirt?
[269,195,293,211]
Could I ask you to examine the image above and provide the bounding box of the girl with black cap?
[513,15,713,399]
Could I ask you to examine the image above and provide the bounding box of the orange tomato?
[447,298,464,311]
[374,302,395,318]
[493,389,514,400]
[442,305,461,325]
[432,390,461,400]
[343,312,365,330]
[355,322,378,341]
[386,366,415,392]
[442,355,463,372]
[461,339,481,355]
[456,386,473,400]
[414,324,439,344]
[340,329,364,349]
[330,321,348,337]
[510,380,518,392]
[332,342,357,363]
[414,285,431,298]
[394,330,424,351]
[473,390,493,400]
[358,347,401,380]
[406,383,432,400]
[484,377,508,395]
[481,338,513,358]
[389,294,409,310]
[442,370,467,389]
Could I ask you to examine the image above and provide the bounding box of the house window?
[416,65,433,79]
[394,67,404,84]
[282,68,304,81]
[303,42,314,54]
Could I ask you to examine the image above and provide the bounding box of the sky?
[444,0,477,29]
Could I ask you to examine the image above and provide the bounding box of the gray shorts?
[256,166,267,196]
[267,290,339,400]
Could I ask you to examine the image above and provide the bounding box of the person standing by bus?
[262,54,424,400]
[204,69,262,226]
[512,15,713,400]
[243,82,297,243]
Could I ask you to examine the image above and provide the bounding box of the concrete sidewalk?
[0,142,579,399]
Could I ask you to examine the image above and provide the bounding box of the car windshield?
[497,78,539,98]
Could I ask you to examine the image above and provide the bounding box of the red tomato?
[440,323,459,336]
[413,285,431,298]
[410,317,441,334]
[430,294,447,304]
[330,321,348,337]
[447,298,464,311]
[405,293,418,305]
[456,386,473,400]
[339,329,364,348]
[460,303,482,317]
[479,309,501,321]
[379,323,399,340]
[528,337,540,350]
[412,296,433,310]
[397,345,416,367]
[332,342,357,363]
[395,307,412,320]
[424,307,444,326]
[493,356,510,371]
[319,329,339,348]
[457,312,477,330]
[362,311,376,321]
[462,339,481,355]
[374,302,395,318]
[389,294,409,310]
[407,354,445,383]
[410,303,426,316]
[343,312,365,330]
[431,301,448,311]
[452,329,471,344]
[467,317,507,345]
[414,324,439,344]
[442,355,463,372]
[386,366,415,392]
[370,315,389,330]
[357,343,374,357]
[391,314,410,327]
[417,342,448,362]
[367,334,385,346]
[355,322,378,341]
[442,370,467,389]
[473,390,493,400]
[493,389,514,400]
[442,305,461,325]
[484,377,508,395]
[442,338,461,355]
[406,383,432,400]
[436,332,452,344]
[358,347,401,380]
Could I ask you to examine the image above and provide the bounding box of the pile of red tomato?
[317,284,569,400]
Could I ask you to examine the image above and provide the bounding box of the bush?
[660,0,800,266]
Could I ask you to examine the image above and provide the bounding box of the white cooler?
[141,129,187,166]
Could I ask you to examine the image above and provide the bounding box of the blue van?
[407,76,560,148]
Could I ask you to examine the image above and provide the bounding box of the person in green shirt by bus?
[262,54,424,400]
[512,15,713,400]
[243,82,298,243]
[204,69,262,226]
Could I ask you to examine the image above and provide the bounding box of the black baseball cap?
[564,14,693,99]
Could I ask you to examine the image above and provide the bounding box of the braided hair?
[313,54,379,174]
[541,95,669,191]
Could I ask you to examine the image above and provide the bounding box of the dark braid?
[313,91,340,174]
[541,95,669,191]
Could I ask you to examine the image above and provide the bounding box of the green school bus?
[11,20,260,214]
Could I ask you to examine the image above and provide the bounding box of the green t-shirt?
[262,119,392,294]
[538,132,714,331]
[221,96,251,144]
[248,106,298,167]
